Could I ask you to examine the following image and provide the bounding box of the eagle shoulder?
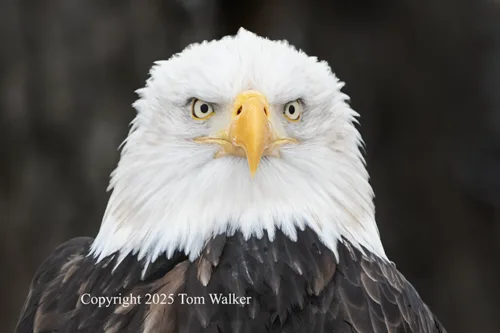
[334,241,447,333]
[14,237,189,333]
[15,237,94,333]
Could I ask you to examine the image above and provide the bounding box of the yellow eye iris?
[283,100,302,121]
[191,99,215,120]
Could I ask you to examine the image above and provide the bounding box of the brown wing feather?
[15,237,94,333]
[14,237,189,333]
[334,240,447,333]
[176,229,447,333]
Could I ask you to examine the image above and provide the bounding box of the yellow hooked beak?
[229,91,272,175]
[195,91,297,176]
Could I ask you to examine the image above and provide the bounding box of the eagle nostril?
[236,106,242,116]
[263,107,268,116]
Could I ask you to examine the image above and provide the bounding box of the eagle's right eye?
[191,99,215,120]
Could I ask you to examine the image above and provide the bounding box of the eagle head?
[91,28,386,265]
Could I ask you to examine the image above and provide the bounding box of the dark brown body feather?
[15,228,446,333]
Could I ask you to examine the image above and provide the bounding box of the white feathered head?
[91,28,386,265]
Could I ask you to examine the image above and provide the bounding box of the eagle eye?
[191,99,215,120]
[283,100,302,121]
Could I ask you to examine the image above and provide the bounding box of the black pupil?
[288,105,295,114]
[200,104,209,113]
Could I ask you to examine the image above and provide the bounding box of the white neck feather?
[90,103,387,266]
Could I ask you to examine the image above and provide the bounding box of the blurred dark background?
[1,0,499,332]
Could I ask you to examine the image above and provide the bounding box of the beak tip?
[249,166,258,178]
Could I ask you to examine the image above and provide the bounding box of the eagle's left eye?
[191,99,215,120]
[283,100,302,121]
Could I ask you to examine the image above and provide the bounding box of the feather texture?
[16,228,446,333]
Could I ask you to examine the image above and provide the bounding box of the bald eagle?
[16,29,446,333]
